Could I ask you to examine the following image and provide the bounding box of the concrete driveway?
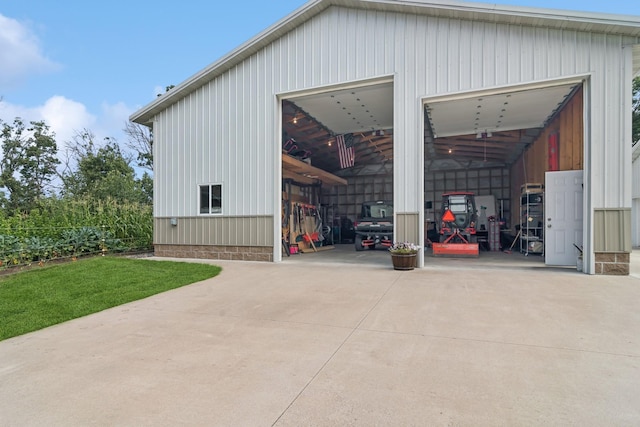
[1,252,639,426]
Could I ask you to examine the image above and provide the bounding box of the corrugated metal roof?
[131,0,640,124]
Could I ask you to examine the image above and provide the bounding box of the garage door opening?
[280,81,394,265]
[423,79,585,269]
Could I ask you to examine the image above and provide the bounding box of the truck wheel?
[355,235,365,251]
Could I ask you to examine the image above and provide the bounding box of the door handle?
[547,224,552,228]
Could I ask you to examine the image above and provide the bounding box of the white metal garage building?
[131,0,640,275]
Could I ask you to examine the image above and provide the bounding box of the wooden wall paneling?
[559,98,572,170]
[573,87,584,170]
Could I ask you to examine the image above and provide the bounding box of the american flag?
[336,133,354,169]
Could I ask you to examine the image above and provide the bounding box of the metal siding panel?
[415,17,428,97]
[482,23,497,88]
[633,198,640,247]
[587,35,631,214]
[425,17,439,94]
[447,19,461,92]
[458,20,472,91]
[495,24,509,86]
[633,156,640,198]
[519,26,535,82]
[588,34,607,210]
[349,8,363,79]
[394,12,408,212]
[227,66,239,214]
[469,21,485,89]
[546,29,563,77]
[154,217,274,246]
[404,14,420,212]
[533,28,549,81]
[176,103,187,216]
[436,18,450,92]
[396,213,420,244]
[594,209,632,252]
[603,35,626,208]
[622,43,634,210]
[507,25,522,84]
[363,10,378,77]
[561,30,577,76]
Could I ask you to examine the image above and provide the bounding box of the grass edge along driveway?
[0,257,221,341]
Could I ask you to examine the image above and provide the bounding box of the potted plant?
[389,242,420,270]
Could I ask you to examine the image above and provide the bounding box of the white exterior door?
[545,170,584,266]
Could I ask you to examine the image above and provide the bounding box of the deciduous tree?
[0,118,60,212]
[124,121,153,171]
[60,129,150,204]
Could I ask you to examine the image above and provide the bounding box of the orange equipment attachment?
[431,229,479,257]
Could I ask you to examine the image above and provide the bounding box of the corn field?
[0,198,152,269]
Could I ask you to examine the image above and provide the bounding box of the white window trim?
[198,183,223,216]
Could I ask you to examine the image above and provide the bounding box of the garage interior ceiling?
[283,82,579,176]
[426,84,578,138]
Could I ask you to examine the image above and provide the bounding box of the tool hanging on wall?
[281,200,290,257]
[301,205,317,252]
[314,207,323,241]
[292,203,299,233]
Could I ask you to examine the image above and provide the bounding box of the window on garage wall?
[199,184,222,214]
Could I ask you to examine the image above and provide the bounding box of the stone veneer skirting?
[155,244,273,262]
[594,252,630,275]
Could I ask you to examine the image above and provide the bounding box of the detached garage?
[131,0,640,275]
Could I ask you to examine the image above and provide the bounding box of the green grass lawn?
[0,257,221,341]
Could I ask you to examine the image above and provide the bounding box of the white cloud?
[1,96,95,149]
[100,101,133,140]
[0,14,60,88]
[0,96,137,152]
[38,96,96,145]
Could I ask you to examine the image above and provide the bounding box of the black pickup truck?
[354,200,393,251]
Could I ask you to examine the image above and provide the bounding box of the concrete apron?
[1,253,639,426]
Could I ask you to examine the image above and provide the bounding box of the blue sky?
[1,0,638,149]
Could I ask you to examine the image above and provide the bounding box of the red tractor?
[432,192,479,257]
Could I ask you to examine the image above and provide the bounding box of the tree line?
[0,118,152,214]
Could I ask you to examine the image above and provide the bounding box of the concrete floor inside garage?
[284,243,555,271]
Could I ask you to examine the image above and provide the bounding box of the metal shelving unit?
[520,187,544,256]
